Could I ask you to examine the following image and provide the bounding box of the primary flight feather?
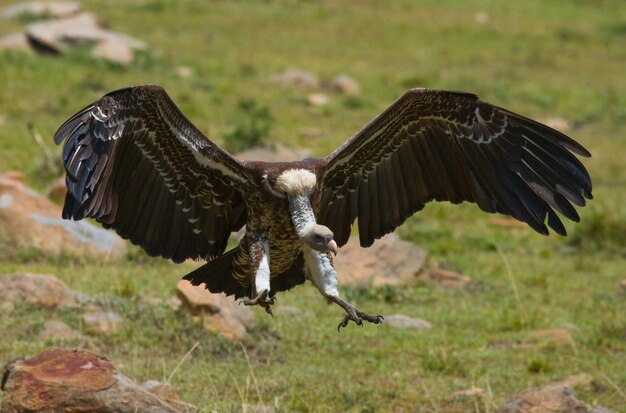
[54,85,592,329]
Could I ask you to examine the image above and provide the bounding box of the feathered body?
[54,85,592,328]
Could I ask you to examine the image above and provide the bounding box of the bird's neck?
[288,195,317,238]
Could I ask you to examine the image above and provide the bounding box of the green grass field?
[1,0,625,411]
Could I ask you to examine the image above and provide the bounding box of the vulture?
[54,85,592,330]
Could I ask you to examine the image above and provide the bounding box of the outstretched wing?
[316,88,592,247]
[54,84,252,263]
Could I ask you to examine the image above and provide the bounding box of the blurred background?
[0,1,624,412]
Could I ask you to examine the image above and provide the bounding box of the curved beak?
[327,239,338,256]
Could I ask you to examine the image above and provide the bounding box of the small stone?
[82,311,125,333]
[452,387,485,400]
[271,69,320,90]
[2,1,81,20]
[529,328,574,346]
[40,320,81,340]
[307,93,329,107]
[175,66,194,78]
[0,272,75,311]
[490,217,529,229]
[619,279,626,294]
[424,267,472,289]
[329,74,361,96]
[92,39,134,65]
[474,12,489,24]
[177,280,256,340]
[384,314,432,330]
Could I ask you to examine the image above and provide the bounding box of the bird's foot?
[329,296,384,331]
[242,289,275,316]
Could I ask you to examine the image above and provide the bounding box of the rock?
[540,117,571,132]
[0,172,126,258]
[474,12,489,24]
[1,349,184,412]
[234,144,311,163]
[91,39,134,65]
[423,267,472,289]
[271,69,320,90]
[40,320,81,340]
[529,328,574,346]
[0,272,75,311]
[142,380,181,407]
[82,311,125,333]
[619,279,626,294]
[498,380,612,413]
[2,1,81,20]
[452,387,485,400]
[329,74,361,96]
[334,234,428,286]
[177,280,256,340]
[490,217,529,229]
[176,65,194,78]
[0,32,34,53]
[307,92,329,107]
[46,175,66,204]
[26,12,145,54]
[384,314,432,330]
[39,320,97,349]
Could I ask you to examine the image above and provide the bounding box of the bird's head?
[304,224,338,255]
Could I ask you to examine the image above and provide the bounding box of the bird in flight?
[54,85,592,330]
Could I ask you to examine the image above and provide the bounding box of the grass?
[1,0,625,411]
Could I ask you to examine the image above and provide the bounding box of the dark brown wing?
[315,88,592,247]
[54,84,252,263]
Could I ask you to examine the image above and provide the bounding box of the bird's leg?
[242,237,275,315]
[302,246,383,330]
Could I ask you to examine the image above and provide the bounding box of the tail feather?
[183,247,249,298]
[182,248,307,299]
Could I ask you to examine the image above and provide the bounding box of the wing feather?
[54,84,252,262]
[316,88,592,247]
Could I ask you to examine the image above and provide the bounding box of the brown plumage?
[54,84,592,327]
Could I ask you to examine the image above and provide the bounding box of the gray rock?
[334,234,428,286]
[0,272,75,311]
[82,311,125,333]
[498,381,613,413]
[0,172,126,258]
[2,1,81,20]
[329,74,361,96]
[91,39,134,65]
[26,12,145,54]
[271,69,320,90]
[384,314,432,330]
